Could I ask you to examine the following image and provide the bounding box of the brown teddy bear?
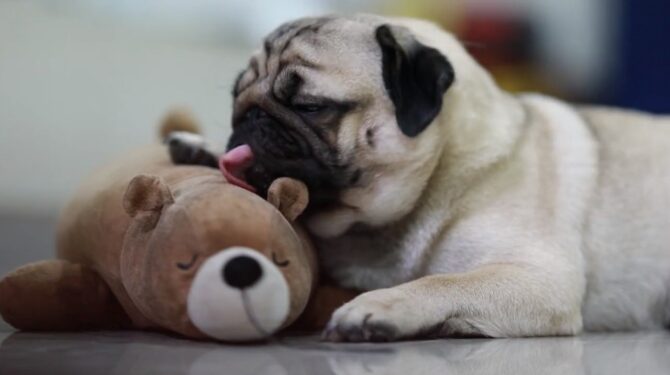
[0,115,354,341]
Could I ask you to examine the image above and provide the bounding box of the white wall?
[0,1,250,215]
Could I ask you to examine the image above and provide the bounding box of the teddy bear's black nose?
[222,255,263,289]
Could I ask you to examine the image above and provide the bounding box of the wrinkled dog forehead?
[227,14,455,216]
[234,16,387,103]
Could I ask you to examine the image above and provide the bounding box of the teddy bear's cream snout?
[186,246,290,341]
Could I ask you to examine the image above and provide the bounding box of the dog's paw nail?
[365,321,398,342]
[321,325,341,342]
[324,289,419,342]
[339,324,365,342]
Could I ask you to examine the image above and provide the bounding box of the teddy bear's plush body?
[0,142,328,341]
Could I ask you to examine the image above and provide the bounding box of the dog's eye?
[271,252,290,267]
[176,254,199,270]
[293,103,327,114]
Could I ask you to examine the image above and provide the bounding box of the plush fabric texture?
[0,144,352,340]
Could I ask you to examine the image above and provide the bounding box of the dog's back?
[577,107,670,330]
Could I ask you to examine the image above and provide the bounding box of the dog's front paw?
[166,132,218,168]
[323,288,431,342]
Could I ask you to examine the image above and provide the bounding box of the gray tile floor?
[1,329,669,375]
[1,215,670,375]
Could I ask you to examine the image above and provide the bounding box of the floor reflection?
[1,330,669,375]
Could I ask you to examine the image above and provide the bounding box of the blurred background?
[0,0,669,281]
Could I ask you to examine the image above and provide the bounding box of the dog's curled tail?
[159,108,201,140]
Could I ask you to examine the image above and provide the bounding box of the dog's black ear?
[375,24,455,137]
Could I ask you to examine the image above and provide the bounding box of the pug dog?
[169,14,670,341]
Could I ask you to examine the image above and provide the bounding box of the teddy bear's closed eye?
[272,252,290,267]
[177,254,199,270]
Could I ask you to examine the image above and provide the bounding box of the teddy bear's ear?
[267,178,309,221]
[123,174,174,218]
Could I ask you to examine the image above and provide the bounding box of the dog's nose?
[222,255,263,289]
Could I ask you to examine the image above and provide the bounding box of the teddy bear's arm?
[0,260,131,331]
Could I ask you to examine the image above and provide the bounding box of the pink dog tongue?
[219,145,257,193]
